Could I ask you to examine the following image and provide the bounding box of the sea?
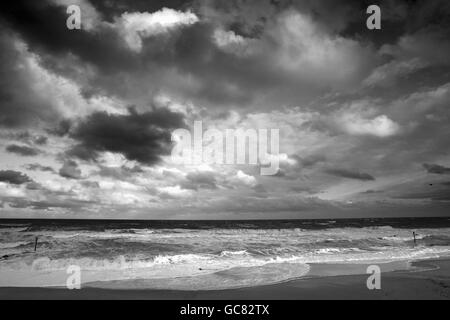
[1,217,450,290]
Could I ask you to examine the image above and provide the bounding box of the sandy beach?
[0,258,449,300]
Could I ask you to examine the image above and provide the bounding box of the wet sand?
[0,259,449,300]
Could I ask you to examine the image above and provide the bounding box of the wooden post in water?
[34,237,38,252]
[413,232,416,246]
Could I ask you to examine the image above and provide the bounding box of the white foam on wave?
[0,227,28,233]
[382,235,425,241]
[1,224,450,288]
[316,248,355,254]
[0,241,30,249]
[0,252,309,288]
[17,226,450,249]
[2,245,450,287]
[86,263,311,291]
[220,250,249,257]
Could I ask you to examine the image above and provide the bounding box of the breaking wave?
[1,222,450,289]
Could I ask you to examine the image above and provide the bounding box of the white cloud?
[17,40,124,119]
[99,181,142,191]
[108,191,144,205]
[213,29,257,56]
[40,179,75,193]
[113,8,199,51]
[229,170,257,187]
[338,113,400,138]
[267,10,375,87]
[97,152,130,168]
[157,185,192,197]
[363,58,428,87]
[0,183,26,198]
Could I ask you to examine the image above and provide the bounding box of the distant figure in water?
[34,236,39,252]
[413,232,417,246]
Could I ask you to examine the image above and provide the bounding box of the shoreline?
[0,258,449,299]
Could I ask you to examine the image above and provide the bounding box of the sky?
[0,0,449,220]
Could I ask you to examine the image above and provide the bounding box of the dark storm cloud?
[0,0,372,109]
[181,171,217,190]
[296,154,327,168]
[361,189,383,194]
[17,132,47,145]
[326,168,375,181]
[67,107,185,165]
[162,23,285,106]
[306,0,450,47]
[0,170,32,185]
[6,131,48,145]
[80,181,100,189]
[0,32,61,128]
[5,144,41,156]
[423,163,450,174]
[1,0,448,112]
[33,136,48,145]
[24,163,56,173]
[0,0,449,219]
[0,0,295,122]
[252,184,267,194]
[95,165,143,180]
[26,181,43,191]
[166,0,450,107]
[65,144,96,162]
[0,1,138,74]
[290,185,316,194]
[47,119,72,137]
[59,160,82,180]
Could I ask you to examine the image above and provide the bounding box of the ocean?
[1,217,450,290]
